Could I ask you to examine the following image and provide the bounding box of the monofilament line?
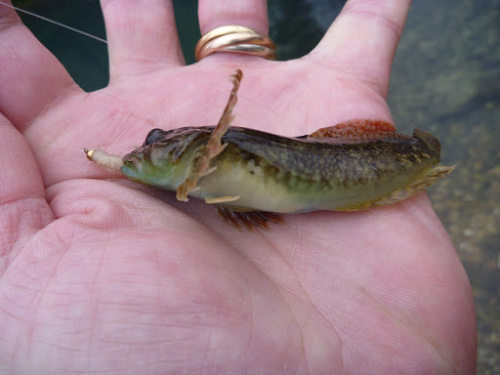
[0,1,107,44]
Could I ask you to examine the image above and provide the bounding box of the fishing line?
[0,1,107,44]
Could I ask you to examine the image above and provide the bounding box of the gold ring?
[195,25,277,61]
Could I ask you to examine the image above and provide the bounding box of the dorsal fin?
[308,119,403,142]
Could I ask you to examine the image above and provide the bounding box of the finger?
[198,0,269,36]
[101,0,183,79]
[0,114,53,266]
[0,0,76,131]
[312,0,412,97]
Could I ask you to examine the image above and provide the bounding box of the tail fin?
[371,164,455,208]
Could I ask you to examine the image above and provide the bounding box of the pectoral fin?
[205,195,241,204]
[215,205,283,231]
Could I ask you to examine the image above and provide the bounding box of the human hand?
[0,0,476,373]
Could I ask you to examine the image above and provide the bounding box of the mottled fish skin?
[120,125,448,214]
[121,127,212,190]
[85,70,453,229]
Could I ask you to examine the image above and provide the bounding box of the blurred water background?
[10,0,500,372]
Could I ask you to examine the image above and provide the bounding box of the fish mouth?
[120,165,138,179]
[121,154,143,179]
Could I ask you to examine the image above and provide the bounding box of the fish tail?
[339,164,455,211]
[371,164,455,207]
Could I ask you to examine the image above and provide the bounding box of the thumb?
[0,114,53,267]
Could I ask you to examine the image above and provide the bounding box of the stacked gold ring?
[195,25,277,61]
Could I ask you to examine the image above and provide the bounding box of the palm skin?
[0,0,476,374]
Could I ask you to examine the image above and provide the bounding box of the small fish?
[84,69,454,230]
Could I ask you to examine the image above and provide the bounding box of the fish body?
[121,124,448,214]
[85,70,453,229]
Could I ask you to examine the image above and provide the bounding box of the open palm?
[0,0,476,374]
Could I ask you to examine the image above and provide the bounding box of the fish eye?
[144,128,166,146]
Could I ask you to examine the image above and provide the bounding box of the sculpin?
[84,70,454,229]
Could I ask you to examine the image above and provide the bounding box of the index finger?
[0,0,76,130]
[101,0,184,80]
[311,0,412,97]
